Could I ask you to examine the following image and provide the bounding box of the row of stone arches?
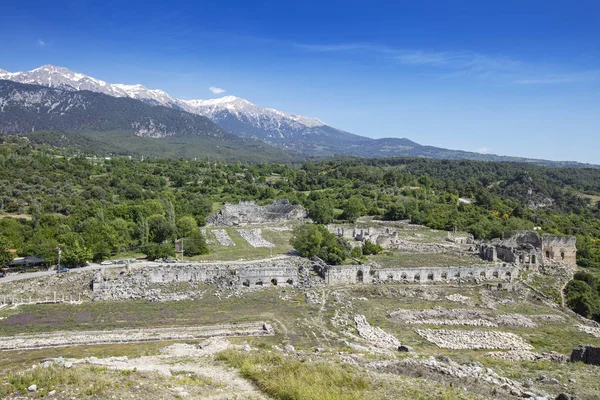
[242,278,294,287]
[381,270,512,283]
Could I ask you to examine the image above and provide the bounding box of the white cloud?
[296,42,519,72]
[37,39,46,46]
[296,41,598,85]
[477,147,492,154]
[209,86,226,94]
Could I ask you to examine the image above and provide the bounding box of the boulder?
[571,344,600,366]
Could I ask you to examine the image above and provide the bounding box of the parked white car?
[100,260,113,265]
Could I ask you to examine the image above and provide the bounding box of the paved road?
[0,262,154,284]
[0,254,294,284]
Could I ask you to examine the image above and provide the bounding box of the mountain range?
[0,65,595,167]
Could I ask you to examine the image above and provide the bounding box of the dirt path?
[70,340,269,399]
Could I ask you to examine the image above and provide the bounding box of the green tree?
[362,240,383,255]
[141,243,176,260]
[342,196,366,222]
[61,240,92,266]
[308,199,334,224]
[183,230,209,256]
[148,215,176,243]
[290,224,323,258]
[176,216,198,238]
[0,235,15,266]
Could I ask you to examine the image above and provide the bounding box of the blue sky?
[1,0,599,163]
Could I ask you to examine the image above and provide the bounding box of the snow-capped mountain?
[0,65,178,107]
[0,65,365,150]
[0,80,231,139]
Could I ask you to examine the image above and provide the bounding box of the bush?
[290,224,347,265]
[141,243,175,260]
[362,240,383,255]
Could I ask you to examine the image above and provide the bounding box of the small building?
[9,256,48,270]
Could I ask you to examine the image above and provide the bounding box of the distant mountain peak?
[0,65,337,141]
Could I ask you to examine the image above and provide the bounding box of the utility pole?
[56,246,61,272]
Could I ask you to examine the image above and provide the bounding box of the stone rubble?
[367,357,549,399]
[212,229,236,246]
[445,294,471,303]
[389,307,536,328]
[238,229,273,248]
[0,322,273,351]
[354,314,401,349]
[529,314,566,323]
[576,324,600,338]
[416,329,534,350]
[305,290,321,304]
[485,350,568,363]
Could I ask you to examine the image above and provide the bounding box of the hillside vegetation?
[1,140,600,317]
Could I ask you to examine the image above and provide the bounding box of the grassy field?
[2,281,600,399]
[368,250,488,268]
[187,225,296,262]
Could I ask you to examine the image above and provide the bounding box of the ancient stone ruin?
[206,200,306,226]
[478,231,577,270]
[322,263,518,285]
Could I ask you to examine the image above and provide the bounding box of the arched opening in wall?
[401,273,407,280]
[492,271,499,279]
[414,274,420,282]
[519,255,524,263]
[255,281,263,286]
[505,271,512,279]
[546,251,550,258]
[357,270,364,283]
[243,280,250,287]
[480,271,486,278]
[286,279,294,285]
[427,273,434,281]
[561,252,565,260]
[531,255,536,264]
[441,272,448,280]
[525,255,530,264]
[271,279,278,286]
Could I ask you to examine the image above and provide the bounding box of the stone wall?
[207,200,306,226]
[92,258,306,298]
[324,263,518,285]
[479,231,577,270]
[542,234,577,269]
[324,264,372,285]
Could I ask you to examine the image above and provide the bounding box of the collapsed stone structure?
[92,258,308,297]
[479,231,577,270]
[206,200,306,226]
[92,257,518,298]
[329,225,461,252]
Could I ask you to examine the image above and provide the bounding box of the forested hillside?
[1,139,600,318]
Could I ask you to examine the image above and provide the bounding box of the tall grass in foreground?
[217,349,370,400]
